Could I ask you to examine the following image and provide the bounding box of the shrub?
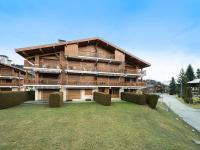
[93,92,111,106]
[145,94,159,109]
[0,91,35,109]
[121,92,146,105]
[49,92,63,108]
[184,87,193,104]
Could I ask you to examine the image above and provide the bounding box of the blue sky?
[0,0,200,81]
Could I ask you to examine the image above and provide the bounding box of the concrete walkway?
[160,94,200,132]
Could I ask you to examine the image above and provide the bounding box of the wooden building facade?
[16,37,150,101]
[0,55,26,91]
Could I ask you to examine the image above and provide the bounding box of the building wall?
[23,41,147,101]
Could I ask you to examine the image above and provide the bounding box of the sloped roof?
[0,62,26,73]
[188,79,200,84]
[15,37,151,67]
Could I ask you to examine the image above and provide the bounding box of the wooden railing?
[24,79,60,85]
[0,81,20,86]
[125,82,146,86]
[66,66,123,73]
[38,79,60,85]
[66,81,97,85]
[24,78,146,86]
[78,51,115,59]
[39,61,60,69]
[0,71,21,77]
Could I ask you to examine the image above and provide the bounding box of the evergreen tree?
[185,64,195,81]
[177,69,187,97]
[196,68,200,79]
[169,77,176,95]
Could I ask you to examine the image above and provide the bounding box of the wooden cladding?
[79,45,114,59]
[79,45,97,57]
[115,50,125,61]
[40,58,59,68]
[65,44,78,57]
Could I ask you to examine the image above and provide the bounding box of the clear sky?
[0,0,200,82]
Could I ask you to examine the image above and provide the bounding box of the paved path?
[160,94,200,132]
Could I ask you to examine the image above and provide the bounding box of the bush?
[184,87,193,104]
[49,92,63,108]
[145,94,159,109]
[0,91,35,109]
[121,92,146,105]
[93,92,111,106]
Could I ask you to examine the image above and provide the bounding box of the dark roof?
[16,37,151,68]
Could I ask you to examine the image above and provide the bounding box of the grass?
[177,96,200,109]
[0,102,200,150]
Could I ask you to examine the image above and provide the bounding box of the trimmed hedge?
[49,92,63,108]
[93,92,111,106]
[121,92,146,105]
[0,91,35,109]
[145,94,159,109]
[121,92,159,109]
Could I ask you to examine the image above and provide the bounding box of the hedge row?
[121,92,146,105]
[0,91,35,109]
[93,92,111,106]
[145,94,159,109]
[49,92,63,108]
[121,92,159,109]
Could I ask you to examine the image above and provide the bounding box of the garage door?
[67,89,81,100]
[111,88,119,98]
[41,89,59,100]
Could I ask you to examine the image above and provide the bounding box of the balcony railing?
[24,60,60,69]
[125,82,146,86]
[0,81,20,86]
[65,66,123,74]
[0,71,21,77]
[97,67,123,73]
[39,79,60,85]
[24,79,60,85]
[39,62,60,69]
[24,78,146,87]
[78,51,115,60]
[65,81,97,85]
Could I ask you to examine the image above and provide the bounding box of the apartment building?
[0,55,26,91]
[15,37,150,101]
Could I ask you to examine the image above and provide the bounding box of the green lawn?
[0,102,199,150]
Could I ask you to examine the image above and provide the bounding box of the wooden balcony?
[24,79,35,84]
[38,79,60,85]
[65,66,123,74]
[0,81,20,86]
[24,78,146,87]
[24,60,60,69]
[78,51,115,60]
[97,67,123,73]
[39,61,60,69]
[24,79,60,85]
[66,81,97,85]
[125,82,146,86]
[0,71,19,77]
